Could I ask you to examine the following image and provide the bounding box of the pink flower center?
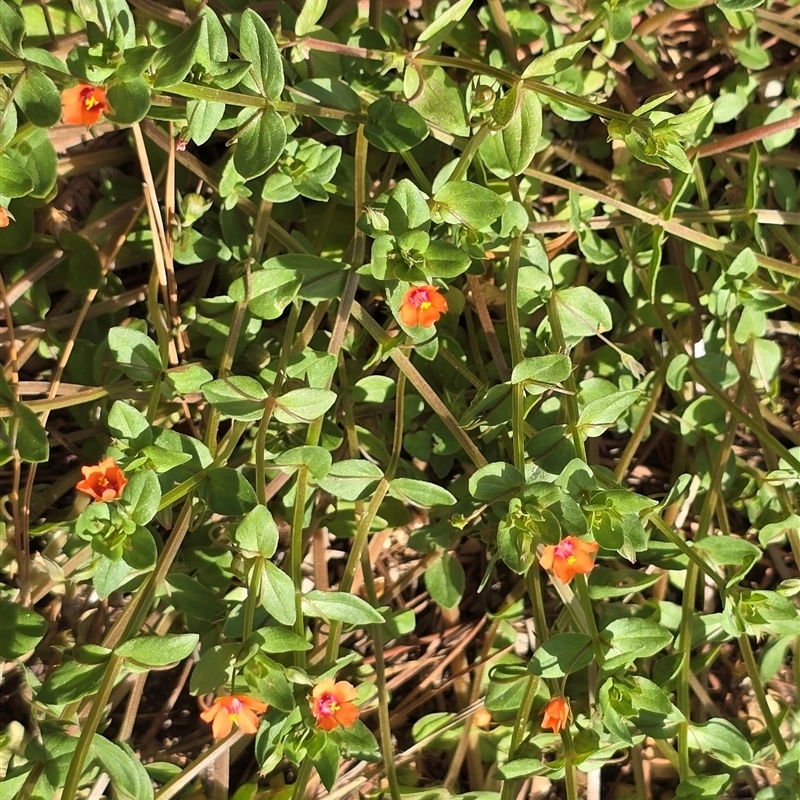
[316,692,340,718]
[409,289,431,309]
[554,538,576,564]
[224,697,243,715]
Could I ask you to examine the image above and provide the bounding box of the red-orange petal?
[334,702,359,728]
[400,301,419,326]
[237,707,261,734]
[211,709,233,740]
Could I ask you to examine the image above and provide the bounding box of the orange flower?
[539,535,598,584]
[0,207,10,228]
[541,696,570,733]
[311,678,360,731]
[75,458,128,502]
[200,694,268,740]
[399,284,448,328]
[61,83,108,126]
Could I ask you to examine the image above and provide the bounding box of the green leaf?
[290,79,361,136]
[317,460,384,500]
[0,1,25,55]
[106,77,151,124]
[687,718,753,767]
[186,99,226,145]
[239,9,284,100]
[153,17,205,89]
[311,737,340,792]
[717,0,765,10]
[167,573,226,623]
[424,551,464,610]
[528,632,594,678]
[274,446,332,479]
[432,181,506,230]
[16,67,61,127]
[0,596,46,659]
[205,467,258,515]
[203,376,267,421]
[234,108,286,180]
[578,390,641,438]
[484,87,541,178]
[252,627,312,653]
[468,461,525,502]
[423,241,471,278]
[107,326,164,383]
[522,42,589,78]
[365,96,429,152]
[552,286,612,345]
[416,0,473,52]
[122,471,162,526]
[92,737,154,800]
[274,388,336,424]
[12,403,49,463]
[303,590,384,625]
[511,354,572,389]
[115,633,199,667]
[601,617,673,671]
[38,661,108,705]
[235,505,279,558]
[108,401,151,446]
[385,178,431,235]
[296,0,327,36]
[0,153,33,197]
[261,561,297,626]
[60,231,103,292]
[388,478,456,507]
[229,263,301,320]
[190,643,240,695]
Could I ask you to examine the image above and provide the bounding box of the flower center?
[224,697,243,718]
[81,88,104,111]
[411,289,430,307]
[317,692,340,717]
[554,539,575,560]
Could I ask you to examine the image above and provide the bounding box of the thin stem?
[242,557,263,645]
[499,673,539,800]
[560,727,580,800]
[737,630,787,755]
[290,467,310,666]
[545,293,585,462]
[505,236,525,473]
[61,655,125,800]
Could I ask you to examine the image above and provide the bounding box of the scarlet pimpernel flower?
[399,284,448,328]
[75,458,128,502]
[0,208,10,228]
[541,696,570,733]
[200,694,268,740]
[311,678,359,731]
[61,83,108,126]
[539,535,598,584]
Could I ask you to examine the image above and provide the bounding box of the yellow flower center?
[419,301,431,310]
[566,555,576,564]
[85,95,100,110]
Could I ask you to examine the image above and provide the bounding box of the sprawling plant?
[1,0,799,799]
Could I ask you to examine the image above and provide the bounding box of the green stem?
[505,236,525,473]
[242,557,263,645]
[61,654,125,800]
[324,375,406,665]
[448,126,490,184]
[499,673,539,800]
[573,573,605,668]
[737,631,787,755]
[416,55,634,123]
[361,549,402,800]
[560,727,580,800]
[255,303,300,505]
[545,293,585,462]
[289,466,310,666]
